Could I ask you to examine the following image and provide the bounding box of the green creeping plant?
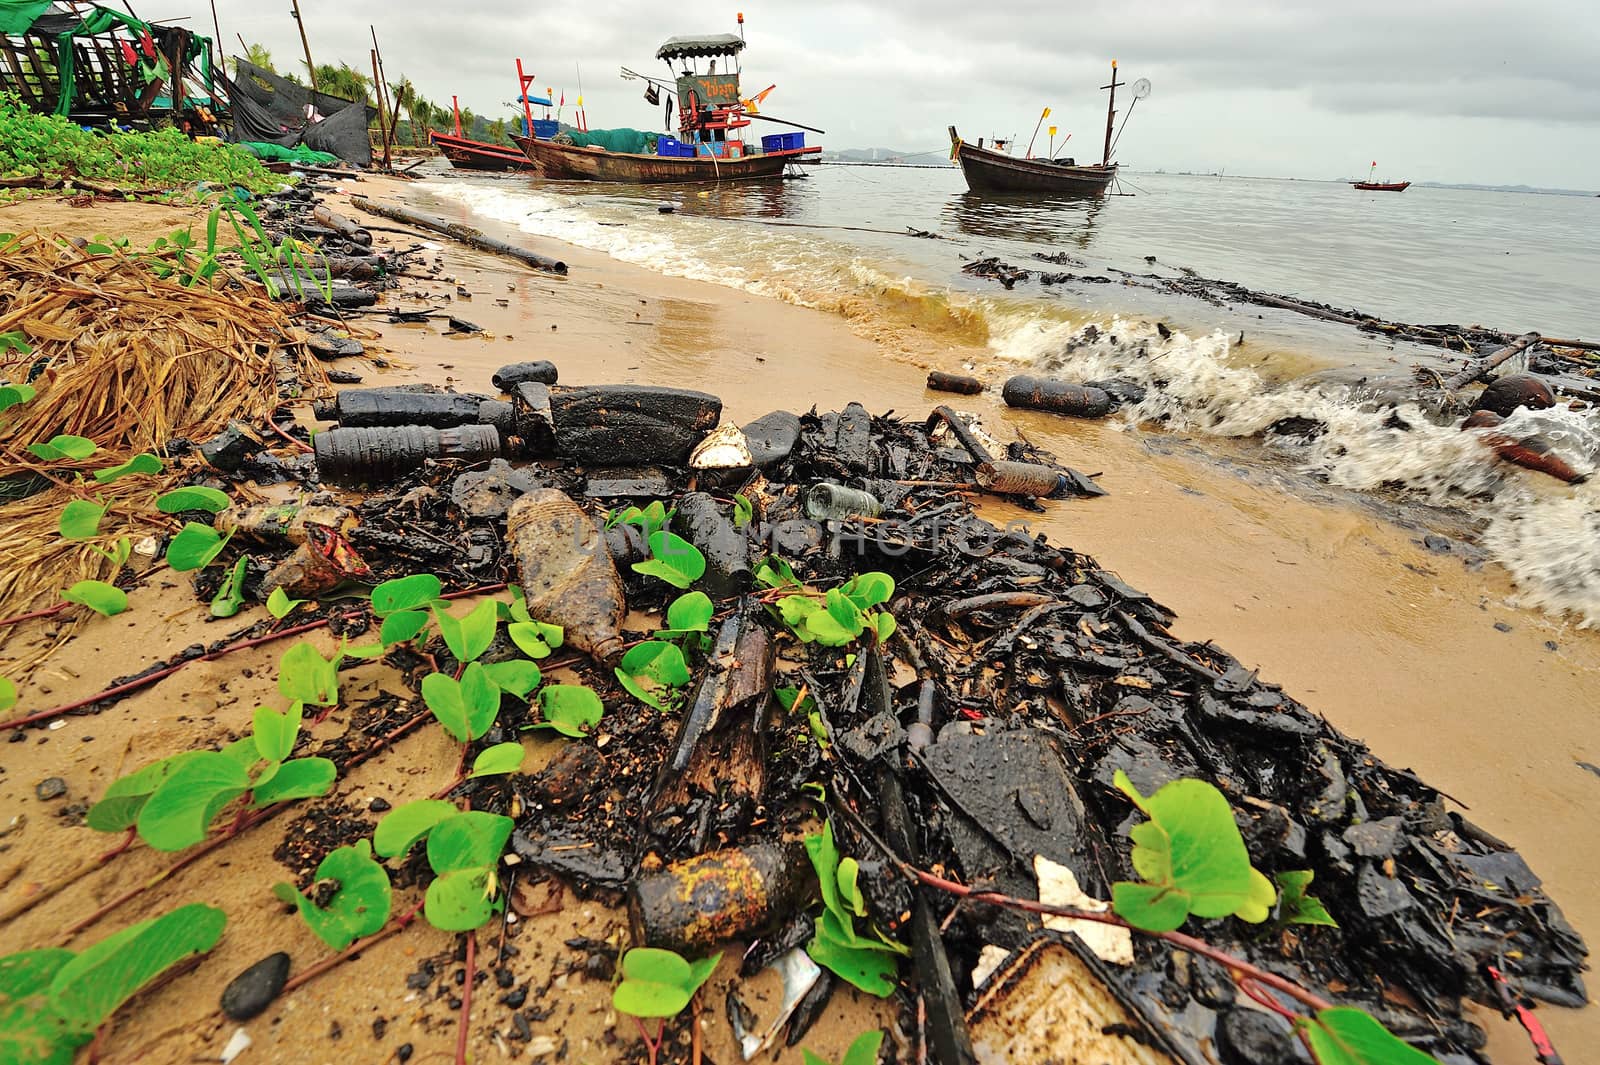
[611,948,721,1019]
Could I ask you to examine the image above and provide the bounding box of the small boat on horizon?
[949,62,1149,196]
[1350,163,1409,192]
[511,24,820,184]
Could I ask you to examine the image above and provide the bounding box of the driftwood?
[311,204,373,247]
[1442,331,1541,392]
[349,196,568,275]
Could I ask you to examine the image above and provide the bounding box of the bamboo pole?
[371,26,397,165]
[289,0,318,95]
[350,196,568,275]
[1442,332,1541,392]
[369,49,390,170]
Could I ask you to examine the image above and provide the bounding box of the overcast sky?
[208,0,1599,188]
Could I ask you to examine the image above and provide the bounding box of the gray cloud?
[211,0,1600,186]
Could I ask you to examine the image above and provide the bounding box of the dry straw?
[1,231,328,675]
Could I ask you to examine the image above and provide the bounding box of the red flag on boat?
[559,91,565,106]
[1372,160,1377,167]
[139,30,155,59]
[119,39,136,65]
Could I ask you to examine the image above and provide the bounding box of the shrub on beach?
[0,92,280,193]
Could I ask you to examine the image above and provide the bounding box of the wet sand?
[2,182,1594,1061]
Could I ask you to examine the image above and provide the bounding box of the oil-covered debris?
[179,364,1585,1064]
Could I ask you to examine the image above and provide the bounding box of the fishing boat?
[511,24,820,184]
[950,62,1148,195]
[433,71,559,171]
[1350,163,1409,192]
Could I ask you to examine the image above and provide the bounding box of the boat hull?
[949,128,1115,195]
[431,131,531,171]
[510,134,819,184]
[1350,181,1410,192]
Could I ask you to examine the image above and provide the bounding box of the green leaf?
[91,536,131,569]
[58,499,107,539]
[614,640,691,712]
[154,486,231,514]
[252,701,303,762]
[1299,1007,1439,1065]
[1236,866,1278,924]
[0,332,32,356]
[165,522,230,571]
[482,659,542,699]
[27,435,97,462]
[85,752,210,833]
[278,640,339,707]
[433,598,498,664]
[469,742,526,778]
[266,586,305,620]
[135,751,251,851]
[371,573,441,615]
[841,1030,886,1065]
[61,579,127,617]
[754,555,801,590]
[869,611,897,643]
[209,554,249,618]
[373,799,459,858]
[613,977,692,1019]
[632,531,706,589]
[278,840,391,951]
[805,935,897,997]
[424,868,497,932]
[530,684,604,738]
[803,1053,829,1065]
[837,857,867,918]
[684,952,720,997]
[805,821,845,920]
[47,903,225,1035]
[378,609,429,647]
[422,663,500,743]
[507,620,563,659]
[665,590,715,633]
[1109,769,1255,932]
[732,493,753,529]
[92,453,162,484]
[800,606,857,647]
[841,572,894,610]
[0,948,74,1001]
[776,594,821,627]
[1277,870,1339,928]
[428,811,513,873]
[621,948,690,988]
[0,382,37,413]
[824,589,867,637]
[0,675,15,714]
[250,757,335,806]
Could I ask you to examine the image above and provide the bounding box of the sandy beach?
[2,176,1595,1062]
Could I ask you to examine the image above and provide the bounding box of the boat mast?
[1101,59,1120,167]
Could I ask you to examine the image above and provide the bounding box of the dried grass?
[1,231,329,675]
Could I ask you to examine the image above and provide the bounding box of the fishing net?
[554,127,658,154]
[0,231,327,674]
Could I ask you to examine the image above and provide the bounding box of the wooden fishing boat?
[512,26,821,184]
[949,62,1146,196]
[948,128,1115,194]
[1351,180,1410,192]
[431,130,531,171]
[509,133,813,183]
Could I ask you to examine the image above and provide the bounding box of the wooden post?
[1101,59,1121,167]
[369,50,389,170]
[370,26,397,164]
[290,0,318,95]
[1024,106,1049,159]
[207,0,223,95]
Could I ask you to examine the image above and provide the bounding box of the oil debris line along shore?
[420,172,1600,628]
[0,179,1588,1065]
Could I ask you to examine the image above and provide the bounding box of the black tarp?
[226,57,374,167]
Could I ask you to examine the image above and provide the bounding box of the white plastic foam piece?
[220,1027,251,1063]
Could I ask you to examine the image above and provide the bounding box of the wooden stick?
[349,196,567,275]
[1442,331,1541,392]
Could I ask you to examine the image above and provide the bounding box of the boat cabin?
[655,32,752,157]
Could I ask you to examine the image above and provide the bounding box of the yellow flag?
[577,95,583,107]
[1042,107,1051,118]
[1048,126,1057,136]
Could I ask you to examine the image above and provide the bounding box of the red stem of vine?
[456,930,475,1065]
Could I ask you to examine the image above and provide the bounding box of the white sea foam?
[992,314,1600,623]
[423,179,1600,624]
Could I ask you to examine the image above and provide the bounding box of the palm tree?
[308,62,371,106]
[238,42,275,75]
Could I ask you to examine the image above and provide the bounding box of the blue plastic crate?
[657,138,696,158]
[761,131,805,153]
[529,119,559,139]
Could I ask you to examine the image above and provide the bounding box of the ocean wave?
[992,315,1600,623]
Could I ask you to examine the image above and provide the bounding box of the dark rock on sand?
[35,777,67,801]
[741,410,802,468]
[221,951,291,1020]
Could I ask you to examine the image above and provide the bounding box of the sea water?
[420,165,1600,622]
